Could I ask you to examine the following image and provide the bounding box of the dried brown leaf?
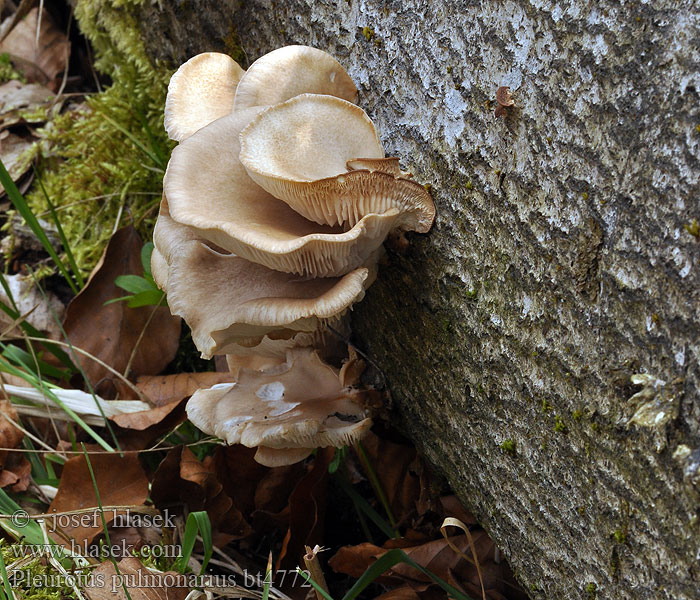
[0,399,28,491]
[0,8,69,89]
[278,447,332,571]
[151,445,251,546]
[357,431,421,526]
[0,80,54,129]
[331,532,526,600]
[63,226,181,398]
[0,130,34,182]
[495,86,514,107]
[84,556,190,600]
[213,444,304,521]
[0,453,30,491]
[47,452,149,545]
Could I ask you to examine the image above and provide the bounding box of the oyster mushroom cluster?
[153,46,435,466]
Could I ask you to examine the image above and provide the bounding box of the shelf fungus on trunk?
[154,44,435,466]
[187,348,371,467]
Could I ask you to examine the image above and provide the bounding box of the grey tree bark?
[120,1,700,598]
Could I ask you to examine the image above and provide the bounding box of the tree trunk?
[86,1,700,597]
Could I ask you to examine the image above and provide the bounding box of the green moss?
[554,415,567,433]
[585,582,597,596]
[613,529,627,544]
[361,26,375,42]
[0,52,25,83]
[465,180,473,190]
[223,25,247,66]
[1,543,79,599]
[500,438,516,455]
[74,0,155,79]
[25,0,174,274]
[541,399,552,412]
[572,409,583,420]
[684,219,699,239]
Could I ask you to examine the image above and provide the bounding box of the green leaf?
[126,290,164,308]
[115,274,155,295]
[141,242,155,277]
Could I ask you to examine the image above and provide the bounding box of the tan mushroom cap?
[346,157,413,178]
[232,45,357,111]
[153,202,376,358]
[186,348,372,466]
[164,106,403,277]
[164,52,245,142]
[254,447,313,467]
[239,94,436,232]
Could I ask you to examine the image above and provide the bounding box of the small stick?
[303,545,329,600]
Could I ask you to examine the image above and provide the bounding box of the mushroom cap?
[254,446,313,467]
[164,52,245,142]
[164,106,403,277]
[346,157,413,178]
[232,45,357,111]
[239,94,436,232]
[153,201,377,358]
[186,348,372,458]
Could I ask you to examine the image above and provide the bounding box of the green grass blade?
[0,545,13,600]
[0,354,114,452]
[98,112,165,170]
[340,548,474,600]
[296,568,335,600]
[262,552,272,600]
[174,510,212,574]
[333,472,398,539]
[0,487,45,545]
[357,442,398,531]
[33,167,85,288]
[2,345,69,381]
[0,278,76,370]
[0,159,78,294]
[193,511,212,573]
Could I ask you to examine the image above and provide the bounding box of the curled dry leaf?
[0,399,24,453]
[0,80,55,129]
[0,130,36,185]
[330,533,526,600]
[151,445,252,546]
[84,556,190,600]
[495,86,514,107]
[0,453,30,492]
[47,452,149,546]
[355,431,421,527]
[0,8,70,90]
[277,447,333,571]
[0,398,29,491]
[111,371,236,431]
[63,226,181,397]
[213,444,305,519]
